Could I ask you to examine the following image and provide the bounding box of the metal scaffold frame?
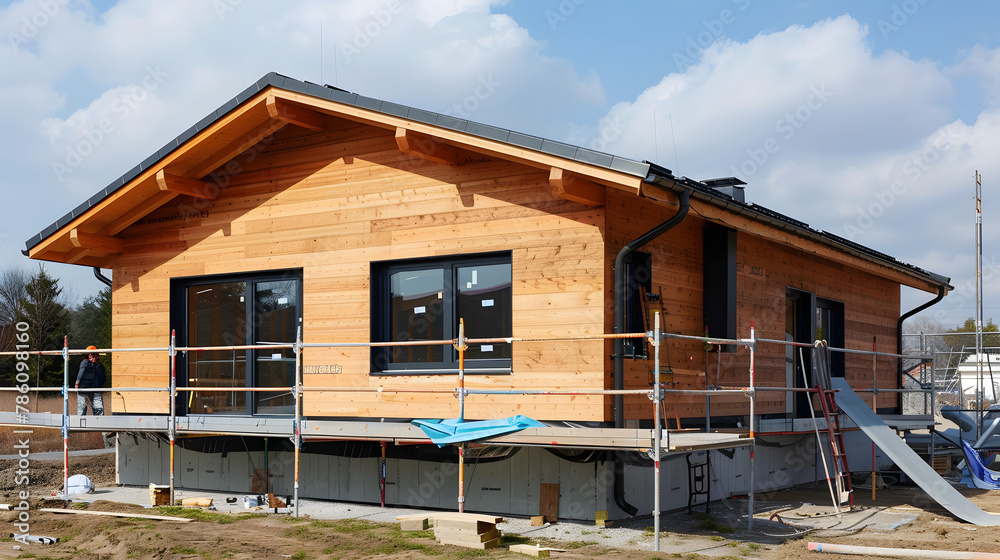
[0,319,938,551]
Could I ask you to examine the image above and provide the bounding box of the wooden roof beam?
[69,229,124,254]
[266,95,325,130]
[156,170,218,200]
[395,127,460,166]
[187,118,288,179]
[549,168,605,206]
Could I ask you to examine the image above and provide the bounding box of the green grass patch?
[169,546,198,554]
[152,506,265,524]
[71,501,89,509]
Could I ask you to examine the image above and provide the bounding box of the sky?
[2,0,1000,330]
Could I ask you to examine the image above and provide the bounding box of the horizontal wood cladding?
[111,123,609,419]
[605,189,904,421]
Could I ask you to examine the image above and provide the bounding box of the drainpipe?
[614,186,691,427]
[93,267,112,288]
[896,285,947,412]
[610,184,690,518]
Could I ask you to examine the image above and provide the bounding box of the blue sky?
[3,0,1000,329]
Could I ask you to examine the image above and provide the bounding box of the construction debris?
[509,544,567,557]
[397,512,502,549]
[180,497,213,507]
[40,508,193,522]
[8,534,58,545]
[149,483,170,506]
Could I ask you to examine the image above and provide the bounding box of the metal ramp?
[831,377,1000,526]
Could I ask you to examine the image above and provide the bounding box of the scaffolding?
[1,318,938,552]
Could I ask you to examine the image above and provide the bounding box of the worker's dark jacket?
[76,360,105,388]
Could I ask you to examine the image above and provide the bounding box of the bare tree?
[0,267,29,348]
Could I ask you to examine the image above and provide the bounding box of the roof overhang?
[25,73,952,297]
[26,74,651,266]
[641,172,953,295]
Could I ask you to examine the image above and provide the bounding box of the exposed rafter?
[549,168,605,206]
[266,94,325,130]
[155,170,218,200]
[187,118,288,179]
[395,127,460,166]
[69,229,124,254]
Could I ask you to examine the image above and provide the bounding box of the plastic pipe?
[808,541,1000,559]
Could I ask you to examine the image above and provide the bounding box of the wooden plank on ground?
[437,536,500,549]
[396,512,503,524]
[434,527,500,542]
[40,508,193,522]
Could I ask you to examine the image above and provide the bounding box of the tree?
[0,267,29,386]
[940,317,1000,371]
[17,265,70,388]
[71,286,112,385]
[902,316,952,374]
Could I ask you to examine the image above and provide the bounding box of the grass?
[692,512,734,534]
[152,506,265,524]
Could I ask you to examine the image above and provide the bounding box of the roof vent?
[702,177,747,204]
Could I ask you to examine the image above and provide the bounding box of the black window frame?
[170,268,303,416]
[370,252,512,375]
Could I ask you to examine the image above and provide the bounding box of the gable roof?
[24,72,951,293]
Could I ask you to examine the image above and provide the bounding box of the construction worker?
[75,345,106,416]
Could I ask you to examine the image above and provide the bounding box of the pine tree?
[71,287,112,384]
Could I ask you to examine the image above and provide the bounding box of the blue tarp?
[962,440,1000,490]
[411,415,545,446]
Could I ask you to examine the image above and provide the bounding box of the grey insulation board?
[831,378,1000,526]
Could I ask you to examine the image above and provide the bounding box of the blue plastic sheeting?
[412,415,545,446]
[961,440,1000,490]
[832,378,1000,526]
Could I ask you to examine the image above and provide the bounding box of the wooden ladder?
[815,386,853,509]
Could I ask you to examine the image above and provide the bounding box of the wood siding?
[110,123,609,420]
[604,189,901,421]
[108,119,906,424]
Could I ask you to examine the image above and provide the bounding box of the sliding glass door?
[176,271,301,416]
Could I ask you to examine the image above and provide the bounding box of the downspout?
[611,184,691,518]
[614,186,691,425]
[93,267,112,288]
[896,285,947,412]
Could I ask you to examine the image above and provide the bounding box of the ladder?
[815,386,854,508]
[686,451,711,514]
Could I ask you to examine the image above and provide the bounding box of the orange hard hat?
[86,345,98,351]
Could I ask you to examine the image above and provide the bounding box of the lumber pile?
[398,512,502,549]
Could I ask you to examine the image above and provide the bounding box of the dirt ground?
[5,453,1000,559]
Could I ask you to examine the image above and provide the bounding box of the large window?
[371,253,512,374]
[172,270,302,415]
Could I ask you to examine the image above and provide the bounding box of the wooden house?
[24,73,951,518]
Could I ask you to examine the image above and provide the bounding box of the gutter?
[94,267,112,288]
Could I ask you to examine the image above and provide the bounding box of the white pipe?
[808,541,1000,559]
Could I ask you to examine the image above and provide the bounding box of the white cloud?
[949,44,1000,106]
